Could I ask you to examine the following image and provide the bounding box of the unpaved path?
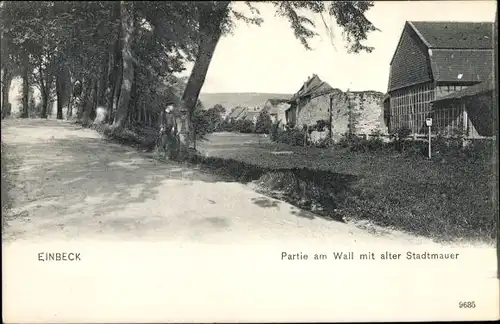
[0,119,485,247]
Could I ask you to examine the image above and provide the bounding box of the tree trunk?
[110,62,122,123]
[180,1,230,152]
[39,65,53,119]
[1,70,13,118]
[67,88,74,119]
[77,78,90,119]
[105,50,115,110]
[112,0,135,130]
[129,65,139,124]
[55,74,64,119]
[108,32,122,122]
[81,79,97,125]
[67,76,76,120]
[96,56,109,109]
[21,54,30,118]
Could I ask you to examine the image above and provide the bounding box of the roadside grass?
[195,136,497,244]
[96,125,496,244]
[1,140,19,233]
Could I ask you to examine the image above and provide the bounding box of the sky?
[182,1,496,94]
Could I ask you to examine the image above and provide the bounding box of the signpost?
[426,118,432,159]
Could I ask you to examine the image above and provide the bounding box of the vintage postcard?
[1,0,498,322]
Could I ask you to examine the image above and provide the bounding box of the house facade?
[262,98,291,124]
[387,21,494,135]
[285,74,386,139]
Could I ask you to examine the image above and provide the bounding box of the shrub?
[270,120,281,141]
[396,126,412,140]
[255,110,272,134]
[275,127,306,146]
[365,130,385,151]
[220,120,235,132]
[314,136,335,148]
[463,139,494,162]
[234,119,254,133]
[336,131,393,153]
[315,119,330,132]
[388,126,413,152]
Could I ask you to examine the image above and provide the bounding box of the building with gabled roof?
[387,20,494,135]
[262,98,291,124]
[227,106,248,121]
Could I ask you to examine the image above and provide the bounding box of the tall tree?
[181,1,379,147]
[181,1,231,143]
[112,1,135,129]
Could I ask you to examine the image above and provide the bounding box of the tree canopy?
[1,1,378,151]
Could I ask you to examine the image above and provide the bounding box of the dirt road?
[0,119,485,246]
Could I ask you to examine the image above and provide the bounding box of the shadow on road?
[195,156,359,223]
[2,120,361,241]
[1,121,227,240]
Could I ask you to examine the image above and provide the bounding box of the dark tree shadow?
[194,156,359,223]
[251,197,280,209]
[1,120,231,241]
[290,209,315,220]
[2,120,359,241]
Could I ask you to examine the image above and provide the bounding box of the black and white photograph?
[1,0,498,322]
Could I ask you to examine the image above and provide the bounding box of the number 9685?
[459,301,476,309]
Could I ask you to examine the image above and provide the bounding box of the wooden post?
[462,102,468,147]
[428,124,432,159]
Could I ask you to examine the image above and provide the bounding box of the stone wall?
[295,89,387,140]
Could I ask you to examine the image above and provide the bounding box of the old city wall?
[297,89,387,141]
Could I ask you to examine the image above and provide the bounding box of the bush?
[234,119,254,133]
[220,120,235,132]
[337,133,384,152]
[463,139,494,160]
[270,120,281,141]
[365,130,385,151]
[307,119,330,133]
[387,126,413,152]
[255,110,272,134]
[314,136,335,148]
[395,126,412,140]
[274,127,306,146]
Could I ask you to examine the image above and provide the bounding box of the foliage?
[270,119,282,141]
[234,119,255,133]
[314,136,335,148]
[192,106,226,139]
[390,126,412,141]
[219,119,236,132]
[1,1,380,156]
[266,1,378,53]
[274,127,306,146]
[314,119,330,132]
[336,132,389,152]
[254,110,272,134]
[212,104,226,116]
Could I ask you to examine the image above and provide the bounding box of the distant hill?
[198,92,292,110]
